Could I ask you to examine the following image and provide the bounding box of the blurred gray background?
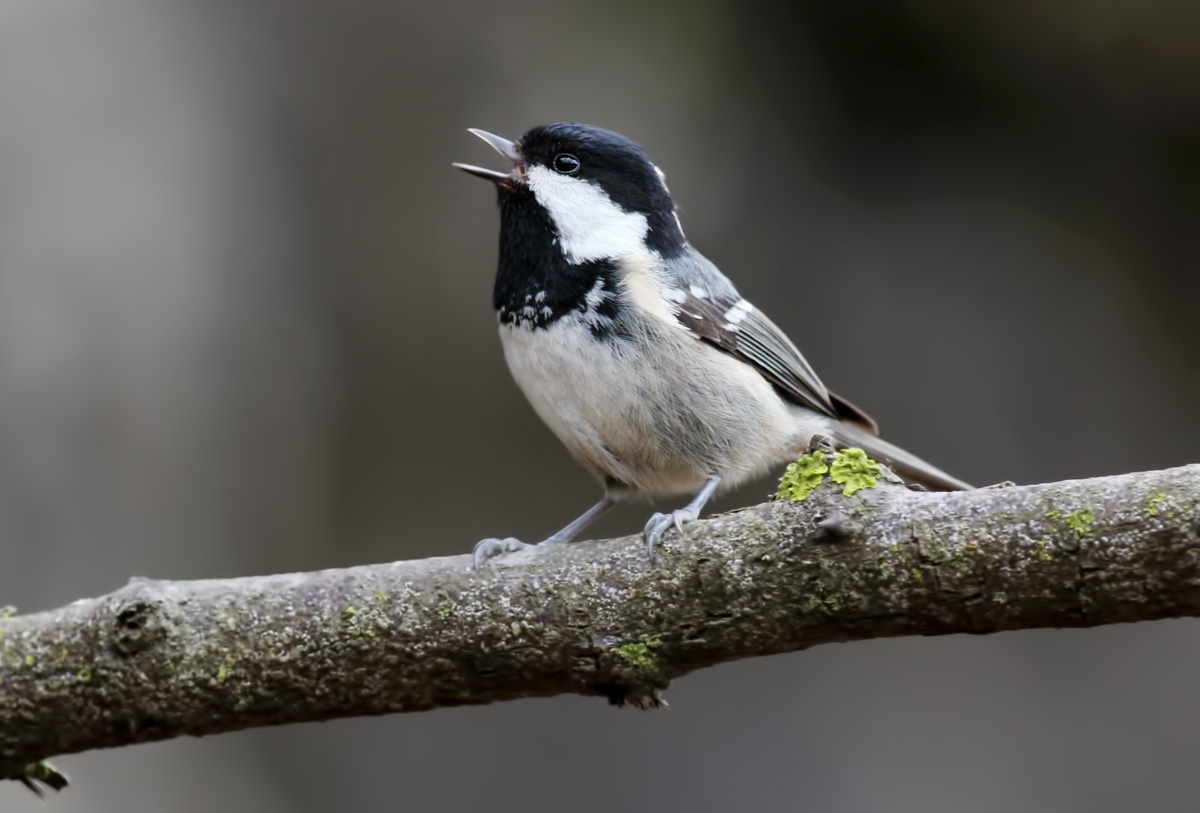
[1,0,1198,811]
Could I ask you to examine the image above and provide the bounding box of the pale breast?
[499,313,814,495]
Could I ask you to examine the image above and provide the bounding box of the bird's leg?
[472,495,618,569]
[643,475,721,565]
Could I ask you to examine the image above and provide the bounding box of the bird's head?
[454,123,686,262]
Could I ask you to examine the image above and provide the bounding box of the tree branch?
[3,463,1200,785]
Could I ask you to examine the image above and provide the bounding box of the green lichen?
[803,592,847,613]
[615,637,660,672]
[436,599,457,619]
[1066,508,1094,535]
[994,591,1008,604]
[909,568,924,582]
[776,447,883,500]
[76,667,92,682]
[829,448,882,496]
[776,451,829,502]
[23,654,34,667]
[216,659,240,683]
[1147,492,1169,518]
[342,605,379,638]
[1033,540,1053,562]
[920,537,950,562]
[1046,507,1062,522]
[20,760,69,797]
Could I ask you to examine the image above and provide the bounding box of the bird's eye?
[552,154,580,174]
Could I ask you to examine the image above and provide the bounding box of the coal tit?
[455,123,969,567]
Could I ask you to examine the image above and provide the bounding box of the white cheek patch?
[526,164,650,263]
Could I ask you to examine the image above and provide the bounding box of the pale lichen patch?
[776,452,829,502]
[830,448,882,497]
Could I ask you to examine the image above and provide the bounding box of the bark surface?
[3,465,1199,785]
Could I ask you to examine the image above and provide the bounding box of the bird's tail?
[832,422,972,491]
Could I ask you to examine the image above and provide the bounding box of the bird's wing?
[662,250,878,432]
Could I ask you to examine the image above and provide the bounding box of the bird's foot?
[472,537,535,569]
[643,507,699,565]
[472,497,618,571]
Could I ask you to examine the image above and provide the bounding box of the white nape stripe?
[525,164,650,263]
[653,163,670,191]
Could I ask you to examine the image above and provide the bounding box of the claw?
[644,514,669,563]
[472,537,532,570]
[643,508,699,565]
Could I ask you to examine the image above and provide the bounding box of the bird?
[454,123,970,567]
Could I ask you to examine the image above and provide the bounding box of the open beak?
[452,128,522,183]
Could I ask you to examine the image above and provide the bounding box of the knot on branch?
[108,598,167,657]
